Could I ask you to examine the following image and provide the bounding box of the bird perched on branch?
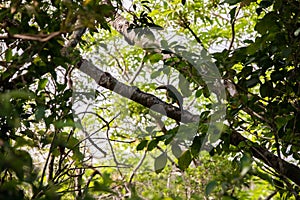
[156,85,183,110]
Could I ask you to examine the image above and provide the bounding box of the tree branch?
[0,31,62,42]
[77,59,199,124]
[76,57,300,186]
[63,2,300,187]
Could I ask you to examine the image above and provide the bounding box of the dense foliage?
[0,0,299,199]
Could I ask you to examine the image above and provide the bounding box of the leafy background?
[0,0,299,199]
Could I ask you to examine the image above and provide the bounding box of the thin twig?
[0,31,62,42]
[228,6,241,51]
[129,51,147,84]
[40,129,56,188]
[106,123,123,177]
[82,170,101,198]
[129,150,147,183]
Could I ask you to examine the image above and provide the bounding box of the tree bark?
[77,58,300,187]
[66,1,300,187]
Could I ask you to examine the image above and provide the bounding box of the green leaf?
[8,150,33,180]
[38,78,48,90]
[5,48,13,62]
[190,136,203,157]
[195,89,203,97]
[274,115,293,130]
[200,111,210,121]
[160,39,169,50]
[163,126,178,145]
[66,135,80,148]
[147,53,163,64]
[259,0,273,9]
[154,152,167,173]
[229,7,237,23]
[255,12,280,35]
[271,70,284,81]
[240,153,252,176]
[162,66,171,75]
[203,86,210,98]
[53,119,76,129]
[72,148,84,163]
[179,75,192,97]
[150,69,162,79]
[147,139,158,151]
[209,122,223,143]
[171,142,182,158]
[225,0,241,5]
[205,180,217,196]
[35,106,45,120]
[136,140,148,151]
[246,77,260,88]
[161,134,173,145]
[178,150,192,170]
[93,181,115,193]
[145,126,156,133]
[260,82,273,98]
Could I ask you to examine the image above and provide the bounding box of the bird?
[156,85,183,110]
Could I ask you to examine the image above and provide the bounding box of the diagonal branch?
[76,57,300,187]
[77,59,199,124]
[63,1,300,187]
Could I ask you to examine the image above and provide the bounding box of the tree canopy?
[0,0,300,199]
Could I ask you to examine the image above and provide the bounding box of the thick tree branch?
[77,57,300,187]
[77,59,199,124]
[230,130,300,186]
[64,2,300,187]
